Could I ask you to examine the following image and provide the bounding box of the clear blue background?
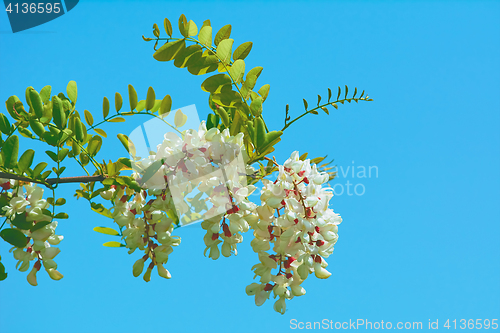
[1,1,499,332]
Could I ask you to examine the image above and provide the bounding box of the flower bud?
[40,247,61,260]
[209,245,220,260]
[273,297,286,314]
[157,263,171,279]
[245,283,260,296]
[46,268,63,280]
[132,258,145,277]
[221,241,231,257]
[143,266,152,282]
[255,290,270,306]
[42,258,57,270]
[297,263,309,280]
[290,285,306,296]
[313,262,331,279]
[27,266,38,286]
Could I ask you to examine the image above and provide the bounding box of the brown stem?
[0,172,105,188]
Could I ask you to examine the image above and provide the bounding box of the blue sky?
[1,1,499,332]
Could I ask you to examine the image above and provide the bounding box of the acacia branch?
[0,172,105,188]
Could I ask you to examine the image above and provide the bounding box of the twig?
[0,172,105,188]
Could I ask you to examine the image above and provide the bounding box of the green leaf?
[103,97,110,118]
[91,203,113,219]
[139,159,163,184]
[52,96,66,129]
[93,226,119,236]
[0,262,7,281]
[321,106,329,115]
[215,106,230,127]
[54,212,69,219]
[206,113,220,130]
[18,149,34,173]
[214,24,231,46]
[186,20,198,37]
[108,117,125,123]
[216,38,233,65]
[71,140,81,156]
[115,92,123,112]
[178,14,188,37]
[241,66,263,99]
[40,85,51,104]
[30,221,51,232]
[187,54,219,75]
[160,95,172,116]
[173,44,202,68]
[87,136,102,156]
[29,118,45,137]
[0,228,28,248]
[262,131,283,152]
[136,100,145,112]
[117,134,133,154]
[233,41,253,60]
[66,80,77,103]
[11,213,33,230]
[250,97,263,117]
[94,128,107,138]
[29,88,44,118]
[303,99,308,110]
[255,117,266,149]
[45,150,58,162]
[153,23,160,38]
[201,19,211,30]
[5,95,21,120]
[18,127,33,139]
[164,17,173,37]
[229,59,245,84]
[201,74,232,93]
[211,90,242,108]
[174,109,187,127]
[84,110,94,126]
[3,135,19,169]
[32,162,47,178]
[103,241,125,247]
[55,198,66,206]
[0,113,11,134]
[128,85,138,111]
[257,84,270,101]
[58,148,69,162]
[153,39,186,62]
[146,87,156,111]
[74,118,84,142]
[198,25,212,47]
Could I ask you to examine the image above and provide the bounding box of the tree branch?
[0,172,105,188]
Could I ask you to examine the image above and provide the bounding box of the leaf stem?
[282,97,373,131]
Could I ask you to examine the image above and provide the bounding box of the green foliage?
[0,15,373,292]
[0,228,28,248]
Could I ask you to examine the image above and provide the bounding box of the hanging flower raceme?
[1,179,64,286]
[105,121,258,280]
[245,151,342,314]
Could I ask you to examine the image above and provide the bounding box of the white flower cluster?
[103,184,181,281]
[105,121,257,279]
[1,179,64,286]
[136,121,254,221]
[245,152,342,314]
